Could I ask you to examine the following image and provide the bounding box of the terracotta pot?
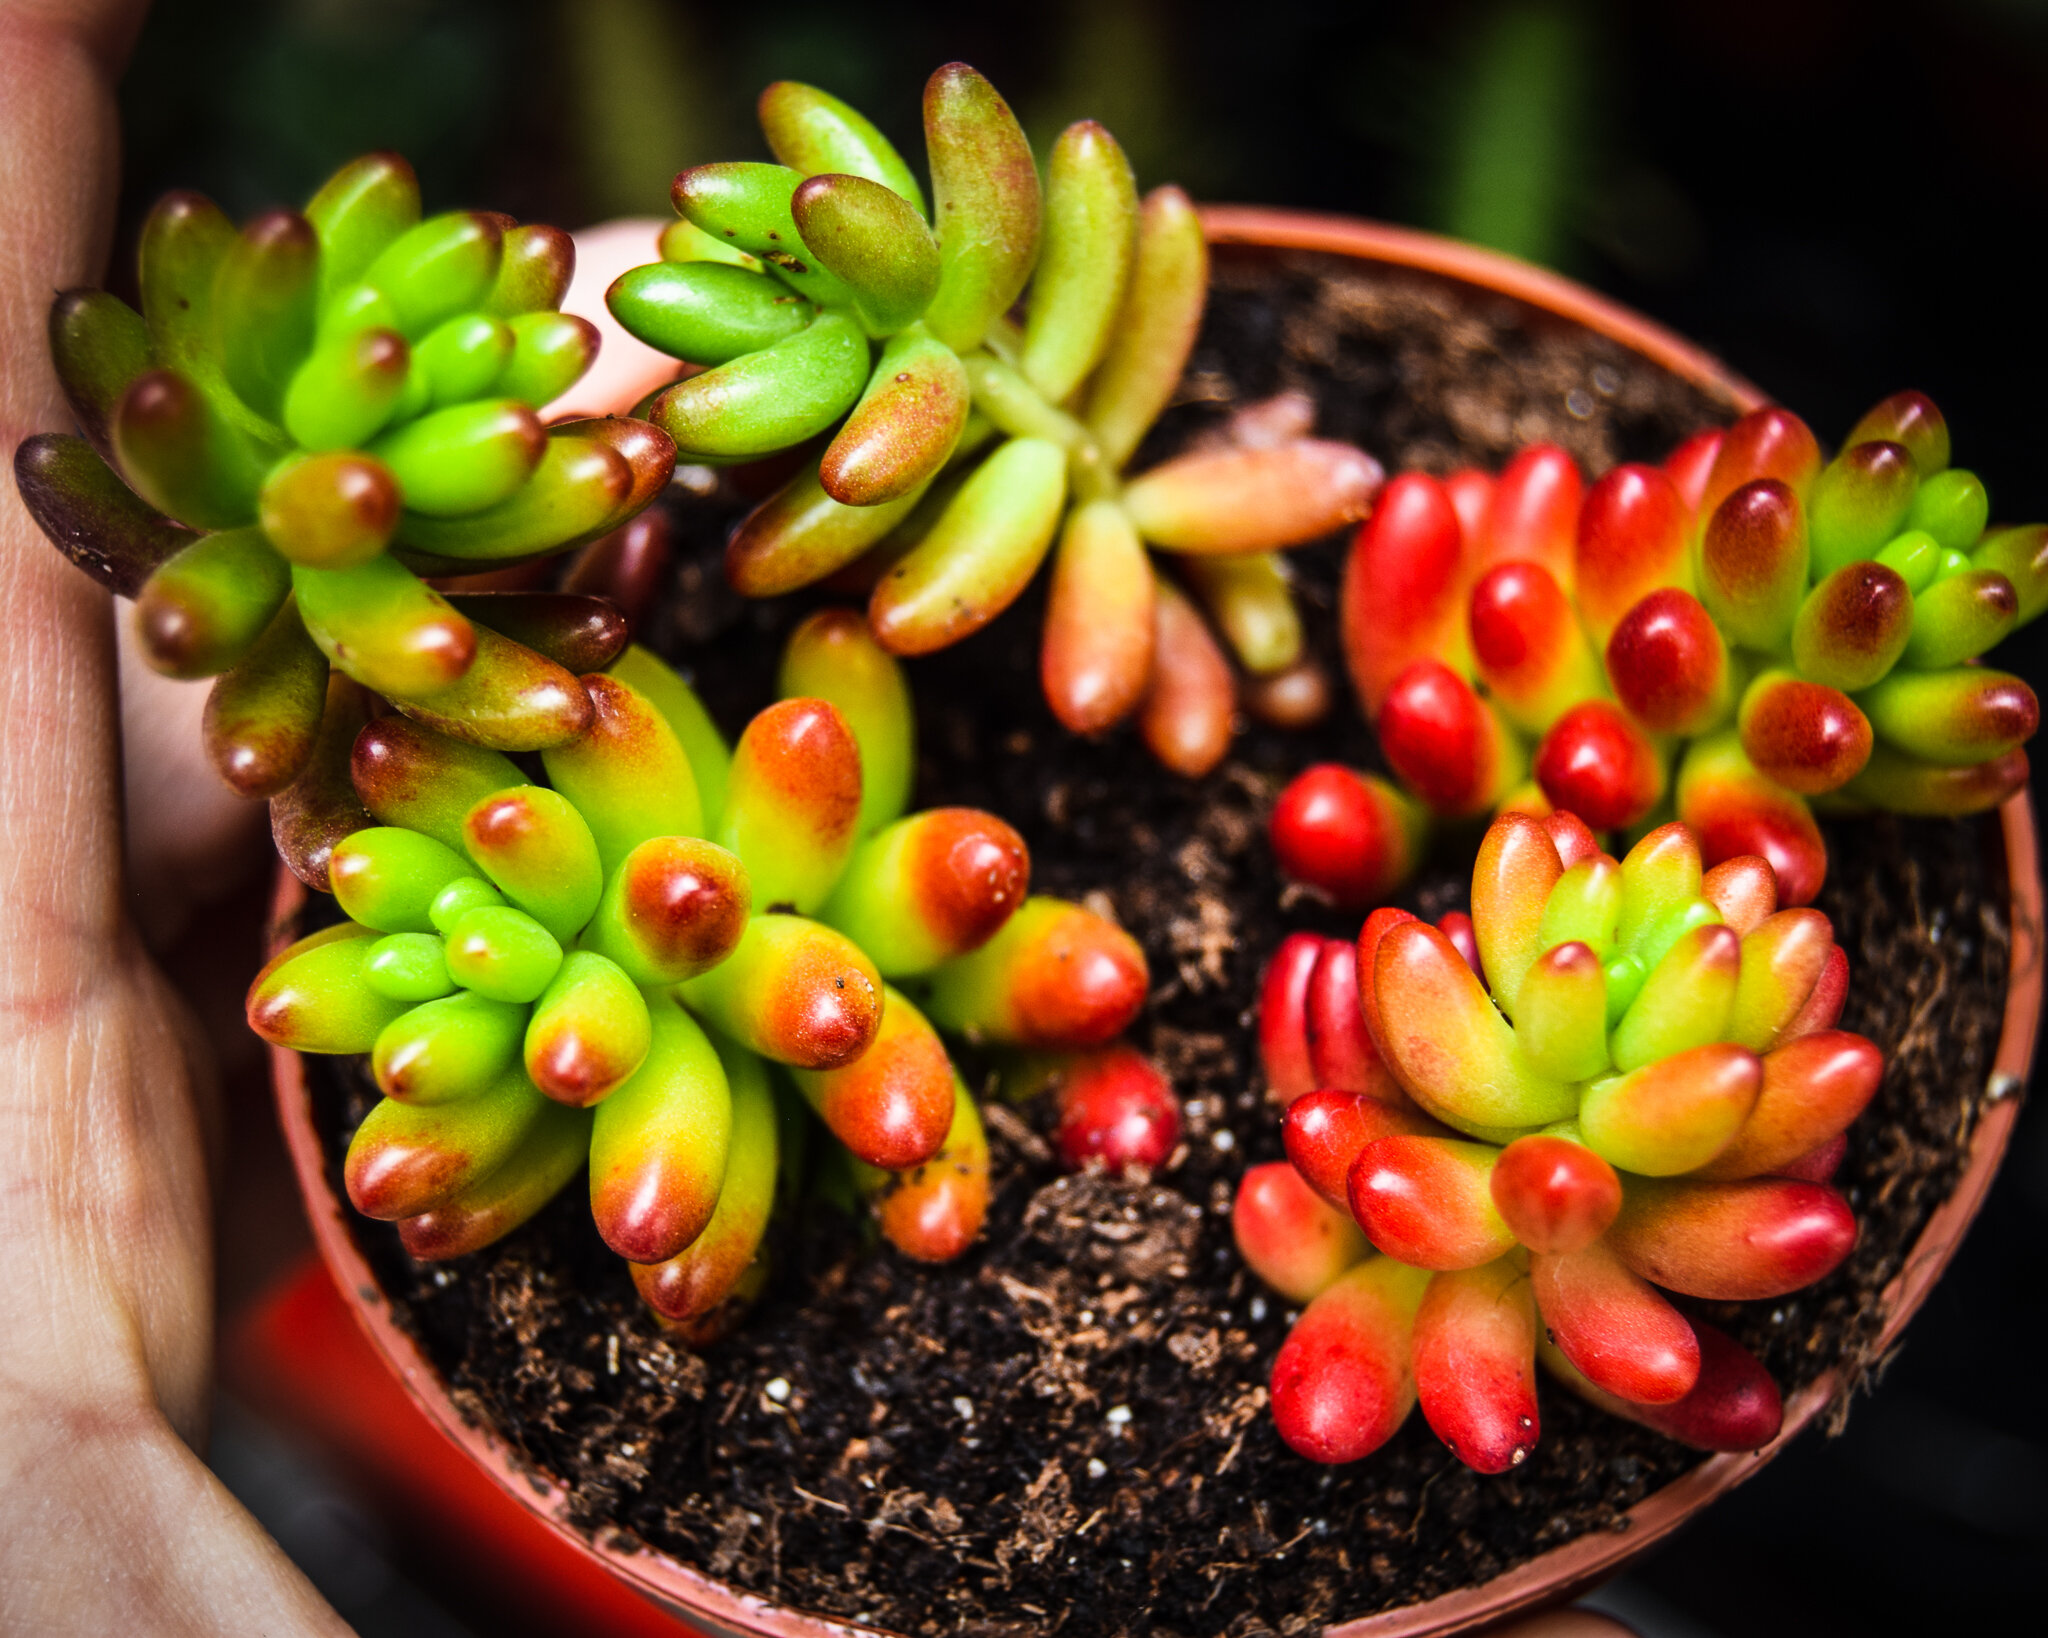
[268,209,2046,1638]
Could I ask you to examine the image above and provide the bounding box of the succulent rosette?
[13,152,677,841]
[10,141,1158,1347]
[605,65,1383,775]
[247,620,1149,1328]
[1277,391,2042,910]
[1243,809,1878,1472]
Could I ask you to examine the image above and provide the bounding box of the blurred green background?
[111,3,2048,1636]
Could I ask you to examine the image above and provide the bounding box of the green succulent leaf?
[1085,185,1207,470]
[283,328,411,452]
[497,312,597,407]
[725,456,934,598]
[381,622,593,753]
[294,554,475,699]
[670,162,860,309]
[135,525,291,679]
[49,290,150,463]
[361,211,505,340]
[483,223,574,318]
[921,63,1042,354]
[818,324,968,507]
[370,398,543,517]
[392,431,632,565]
[790,172,941,336]
[410,314,514,409]
[1019,121,1139,406]
[607,260,815,365]
[113,369,276,530]
[643,310,871,462]
[203,599,331,798]
[139,191,235,380]
[212,211,321,423]
[306,152,423,305]
[758,79,928,217]
[868,435,1068,655]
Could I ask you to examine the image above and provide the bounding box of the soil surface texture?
[309,250,2016,1637]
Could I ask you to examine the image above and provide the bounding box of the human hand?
[0,2,349,1631]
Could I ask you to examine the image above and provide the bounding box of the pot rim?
[267,207,2045,1638]
[1198,206,1767,414]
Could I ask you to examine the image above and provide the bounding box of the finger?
[117,612,266,949]
[552,217,680,418]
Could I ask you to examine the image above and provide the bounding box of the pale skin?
[0,5,1633,1631]
[0,0,348,1630]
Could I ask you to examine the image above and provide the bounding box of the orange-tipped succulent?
[14,129,1150,1324]
[14,153,680,821]
[1248,809,1877,1472]
[607,63,1382,776]
[1301,392,2041,911]
[250,621,1147,1325]
[11,141,1153,1323]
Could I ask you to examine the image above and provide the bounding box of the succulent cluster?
[11,133,1170,1346]
[606,66,1382,775]
[16,86,1990,1472]
[1273,393,2042,910]
[246,616,1148,1324]
[14,153,677,828]
[1245,810,1876,1470]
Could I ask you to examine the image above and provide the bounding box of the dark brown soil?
[307,250,2017,1636]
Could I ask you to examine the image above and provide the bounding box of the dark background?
[112,2,2048,1633]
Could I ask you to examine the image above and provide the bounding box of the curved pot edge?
[264,993,869,1638]
[1198,205,1767,414]
[265,210,2045,1638]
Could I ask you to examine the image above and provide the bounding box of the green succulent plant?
[607,65,1384,774]
[14,152,677,833]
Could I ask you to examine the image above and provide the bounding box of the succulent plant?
[1268,765,1429,912]
[998,1044,1184,1174]
[1277,392,2042,910]
[605,65,1383,775]
[1244,810,1876,1471]
[11,141,1162,1345]
[13,153,677,845]
[248,623,1148,1318]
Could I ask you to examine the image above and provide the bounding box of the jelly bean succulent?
[13,152,676,822]
[12,145,1155,1345]
[1274,392,2042,910]
[246,618,1149,1323]
[997,1043,1185,1175]
[1244,809,1876,1471]
[605,64,1382,775]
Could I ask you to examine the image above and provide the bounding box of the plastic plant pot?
[266,209,2045,1638]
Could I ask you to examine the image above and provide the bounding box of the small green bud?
[1903,467,1989,552]
[331,826,473,932]
[360,210,504,339]
[306,153,422,305]
[371,399,545,517]
[364,933,457,1002]
[444,904,564,1003]
[430,875,508,934]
